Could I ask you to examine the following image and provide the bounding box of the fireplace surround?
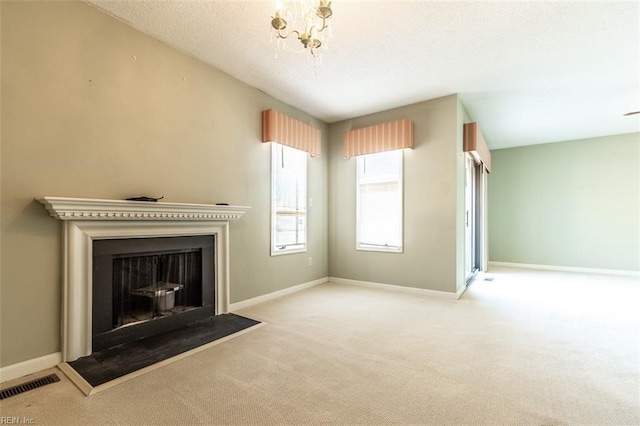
[38,197,250,362]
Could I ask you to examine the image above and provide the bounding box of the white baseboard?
[488,261,640,277]
[229,277,329,311]
[456,283,467,299]
[0,352,62,384]
[329,277,459,299]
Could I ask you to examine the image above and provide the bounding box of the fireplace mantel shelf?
[38,197,250,221]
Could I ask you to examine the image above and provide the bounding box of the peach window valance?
[463,122,491,173]
[262,109,321,157]
[343,119,414,158]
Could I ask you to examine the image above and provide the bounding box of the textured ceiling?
[86,0,639,149]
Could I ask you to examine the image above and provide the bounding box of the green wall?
[489,132,640,271]
[1,1,328,367]
[328,95,466,294]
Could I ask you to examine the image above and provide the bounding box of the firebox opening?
[92,235,215,352]
[112,248,203,329]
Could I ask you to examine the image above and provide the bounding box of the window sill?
[271,247,307,256]
[356,245,403,254]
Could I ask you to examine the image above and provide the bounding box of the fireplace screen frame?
[92,235,215,352]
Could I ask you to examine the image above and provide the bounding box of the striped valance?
[343,119,414,158]
[262,109,321,157]
[463,122,491,173]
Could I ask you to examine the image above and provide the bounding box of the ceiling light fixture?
[270,0,333,64]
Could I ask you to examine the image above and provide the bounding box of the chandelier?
[270,0,333,61]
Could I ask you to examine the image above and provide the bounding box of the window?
[356,150,403,252]
[272,143,307,255]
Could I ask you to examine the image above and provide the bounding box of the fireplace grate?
[0,374,60,400]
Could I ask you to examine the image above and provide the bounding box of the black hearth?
[92,235,215,351]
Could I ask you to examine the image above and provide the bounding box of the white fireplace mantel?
[37,197,250,362]
[38,196,250,221]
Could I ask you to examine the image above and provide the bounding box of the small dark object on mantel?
[126,196,165,202]
[216,203,229,206]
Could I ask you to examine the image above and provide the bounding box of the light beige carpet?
[1,267,638,425]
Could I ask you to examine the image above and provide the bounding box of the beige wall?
[0,1,328,367]
[328,95,465,294]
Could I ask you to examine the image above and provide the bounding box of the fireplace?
[92,235,215,351]
[37,197,250,362]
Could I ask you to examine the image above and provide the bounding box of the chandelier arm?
[308,18,328,37]
[275,28,300,40]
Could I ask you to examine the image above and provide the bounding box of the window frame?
[356,150,404,253]
[271,143,308,256]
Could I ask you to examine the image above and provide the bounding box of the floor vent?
[0,374,60,400]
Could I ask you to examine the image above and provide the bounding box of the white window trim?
[271,143,308,256]
[356,150,404,253]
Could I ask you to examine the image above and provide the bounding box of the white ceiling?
[86,0,639,149]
